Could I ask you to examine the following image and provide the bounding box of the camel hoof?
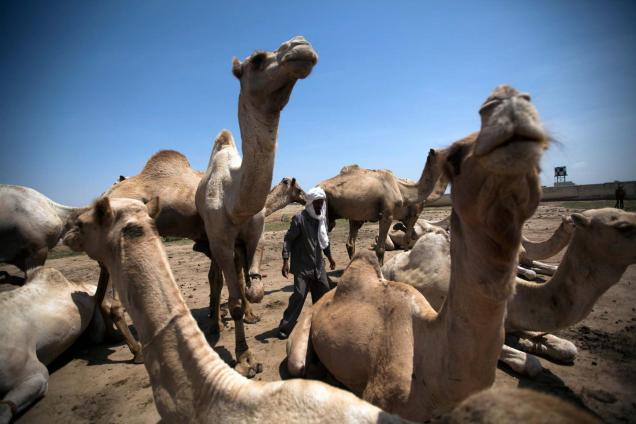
[243,312,261,324]
[132,351,144,364]
[234,350,262,379]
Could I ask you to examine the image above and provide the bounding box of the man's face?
[312,199,324,215]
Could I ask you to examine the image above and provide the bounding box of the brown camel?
[196,36,317,377]
[287,85,549,420]
[60,197,595,424]
[320,163,447,265]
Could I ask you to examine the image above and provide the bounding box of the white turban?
[305,187,329,250]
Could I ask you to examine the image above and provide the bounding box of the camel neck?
[264,190,289,217]
[521,221,571,260]
[109,231,245,419]
[432,212,513,397]
[506,232,627,332]
[231,95,280,222]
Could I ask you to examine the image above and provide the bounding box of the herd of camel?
[1,36,635,423]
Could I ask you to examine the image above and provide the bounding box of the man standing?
[615,183,626,209]
[277,187,336,339]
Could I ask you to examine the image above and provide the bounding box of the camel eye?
[479,99,500,114]
[519,93,531,102]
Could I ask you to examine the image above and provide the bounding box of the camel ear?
[146,197,160,219]
[419,148,450,204]
[291,177,296,187]
[94,197,113,227]
[118,175,126,182]
[570,213,590,228]
[232,57,242,79]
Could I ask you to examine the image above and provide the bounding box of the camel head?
[570,208,636,265]
[63,197,160,265]
[426,86,547,229]
[280,177,306,205]
[232,36,318,114]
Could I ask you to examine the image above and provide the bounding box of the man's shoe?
[277,330,288,340]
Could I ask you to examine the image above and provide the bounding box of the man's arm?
[282,214,302,278]
[323,244,336,270]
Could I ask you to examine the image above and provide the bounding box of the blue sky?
[1,1,635,205]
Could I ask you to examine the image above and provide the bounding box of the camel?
[320,163,447,265]
[196,36,317,377]
[0,267,102,423]
[382,208,636,376]
[61,197,596,423]
[382,218,450,251]
[0,185,84,278]
[287,85,549,420]
[516,215,575,279]
[100,147,306,360]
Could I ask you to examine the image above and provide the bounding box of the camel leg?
[0,358,48,423]
[499,344,543,377]
[109,299,143,364]
[286,309,313,377]
[96,266,142,362]
[508,332,578,363]
[215,244,262,378]
[530,260,558,276]
[516,265,537,280]
[375,215,392,266]
[208,260,224,335]
[23,247,48,279]
[233,246,258,324]
[346,220,363,259]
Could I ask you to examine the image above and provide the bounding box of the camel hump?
[212,129,236,151]
[27,266,68,286]
[339,164,360,174]
[141,150,192,176]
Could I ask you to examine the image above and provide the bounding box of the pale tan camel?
[382,218,449,251]
[101,149,306,360]
[517,215,575,279]
[196,36,317,377]
[0,185,84,278]
[320,163,447,265]
[287,85,549,420]
[62,197,595,423]
[382,208,636,376]
[0,267,100,423]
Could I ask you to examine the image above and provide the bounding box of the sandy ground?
[2,203,635,423]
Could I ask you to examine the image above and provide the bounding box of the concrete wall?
[427,180,635,207]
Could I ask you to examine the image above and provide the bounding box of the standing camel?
[320,162,447,265]
[287,85,549,420]
[196,36,318,377]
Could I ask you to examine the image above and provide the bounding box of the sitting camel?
[62,197,596,423]
[382,208,636,376]
[320,163,447,265]
[381,218,449,251]
[0,267,102,423]
[287,85,549,420]
[0,185,84,278]
[196,36,317,377]
[516,215,575,280]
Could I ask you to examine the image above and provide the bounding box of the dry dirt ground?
[2,203,635,423]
